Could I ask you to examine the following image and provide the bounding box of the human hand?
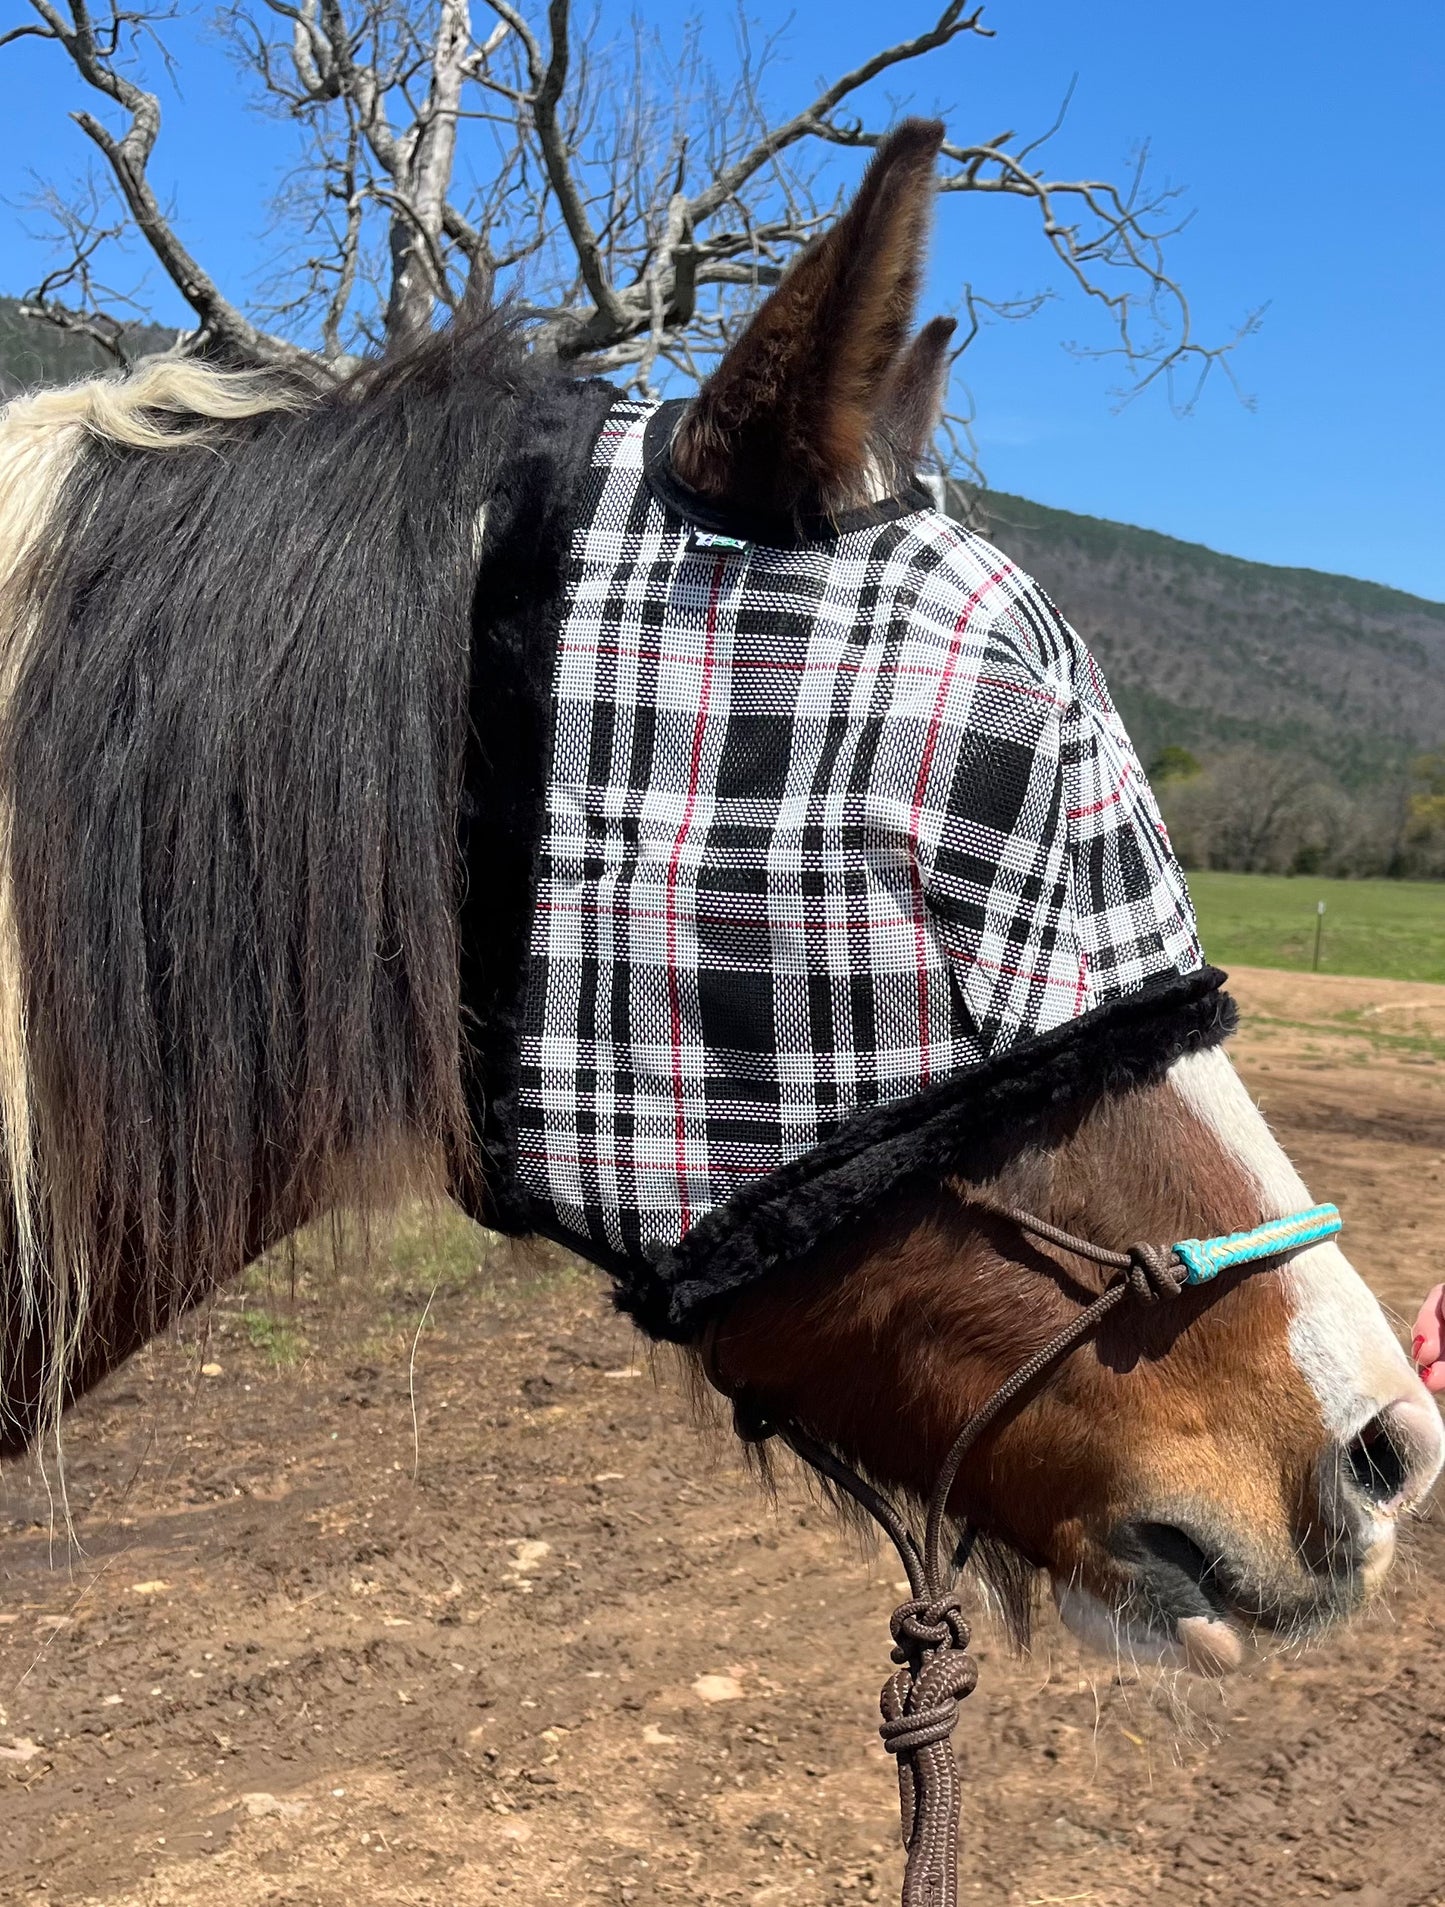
[1412,1284,1445,1396]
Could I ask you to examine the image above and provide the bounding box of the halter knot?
[888,1592,972,1661]
[1124,1241,1188,1303]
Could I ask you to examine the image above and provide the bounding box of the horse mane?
[0,317,534,1436]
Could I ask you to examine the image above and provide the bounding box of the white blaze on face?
[1170,1046,1443,1493]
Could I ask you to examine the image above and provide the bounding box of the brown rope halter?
[703,1199,1195,1907]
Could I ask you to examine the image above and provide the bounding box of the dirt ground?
[5,966,1445,1907]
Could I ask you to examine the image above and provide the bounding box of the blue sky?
[2,1,1442,598]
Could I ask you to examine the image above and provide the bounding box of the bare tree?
[6,0,1254,450]
[1162,747,1334,876]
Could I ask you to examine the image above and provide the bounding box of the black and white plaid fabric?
[514,398,1203,1266]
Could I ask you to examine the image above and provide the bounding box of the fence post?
[1312,900,1326,972]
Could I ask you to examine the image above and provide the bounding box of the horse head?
[666,121,1442,1671]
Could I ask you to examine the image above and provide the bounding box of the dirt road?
[4,968,1445,1907]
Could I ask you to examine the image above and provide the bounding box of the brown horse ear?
[671,118,944,516]
[879,315,956,466]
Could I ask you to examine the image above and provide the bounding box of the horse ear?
[879,315,956,466]
[671,118,944,515]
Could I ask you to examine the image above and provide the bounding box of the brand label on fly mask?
[687,529,751,554]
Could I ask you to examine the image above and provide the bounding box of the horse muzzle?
[1083,1395,1443,1671]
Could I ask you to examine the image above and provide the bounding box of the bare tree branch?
[815,105,1256,413]
[21,0,319,366]
[382,0,469,350]
[501,0,627,337]
[6,0,1253,452]
[683,3,990,227]
[0,18,57,44]
[17,189,132,363]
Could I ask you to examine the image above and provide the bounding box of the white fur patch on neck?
[1169,1046,1427,1446]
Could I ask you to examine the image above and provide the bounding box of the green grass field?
[1188,872,1445,984]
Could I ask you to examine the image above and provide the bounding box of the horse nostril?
[1344,1413,1411,1508]
[1341,1395,1443,1513]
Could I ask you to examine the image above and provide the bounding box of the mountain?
[0,296,180,399]
[966,488,1445,786]
[5,295,1440,785]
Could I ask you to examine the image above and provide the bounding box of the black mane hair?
[0,316,555,1440]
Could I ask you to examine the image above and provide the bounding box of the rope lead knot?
[877,1592,978,1907]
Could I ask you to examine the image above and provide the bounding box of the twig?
[408,1279,440,1482]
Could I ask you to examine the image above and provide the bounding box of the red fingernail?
[1415,1335,1427,1359]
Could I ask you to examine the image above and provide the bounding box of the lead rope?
[709,1201,1191,1907]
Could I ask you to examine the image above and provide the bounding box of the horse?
[0,116,1437,1816]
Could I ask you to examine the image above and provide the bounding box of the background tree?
[1403,753,1445,877]
[1147,743,1202,785]
[1160,747,1335,877]
[4,0,1249,466]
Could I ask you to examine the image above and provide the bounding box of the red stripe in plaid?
[518,1146,776,1177]
[1067,757,1132,822]
[557,641,1067,708]
[537,898,987,932]
[1072,947,1090,1017]
[935,938,1107,995]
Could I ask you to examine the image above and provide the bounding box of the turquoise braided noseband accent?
[1173,1203,1342,1285]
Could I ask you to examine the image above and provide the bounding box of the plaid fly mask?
[480,395,1218,1335]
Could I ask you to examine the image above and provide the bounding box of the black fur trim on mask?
[610,969,1236,1340]
[642,398,934,548]
[456,375,618,1224]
